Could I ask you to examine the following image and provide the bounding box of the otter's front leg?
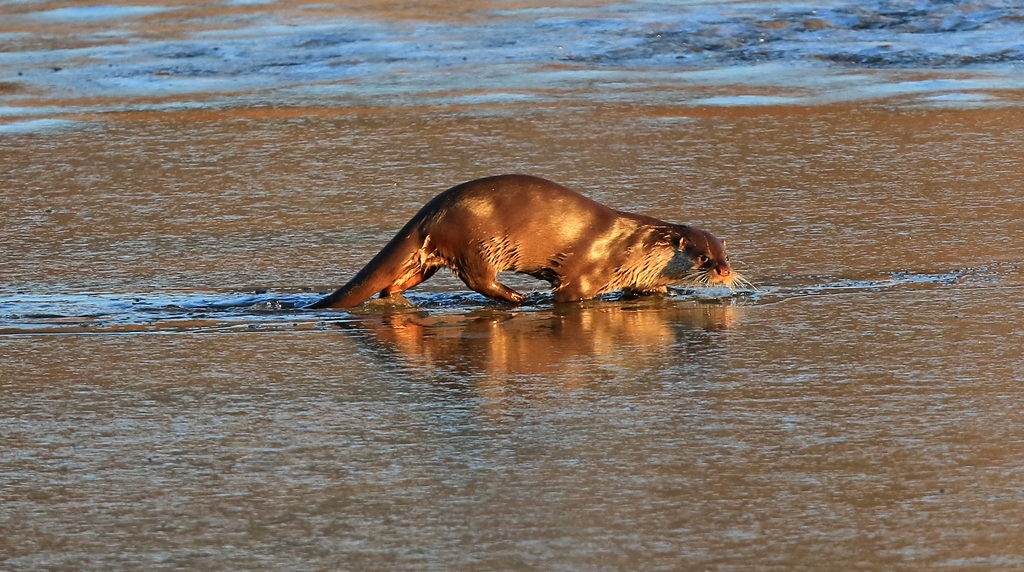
[457,267,527,305]
[464,277,527,305]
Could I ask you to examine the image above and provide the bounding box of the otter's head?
[665,227,746,289]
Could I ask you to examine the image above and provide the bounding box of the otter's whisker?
[687,270,711,287]
[679,269,707,287]
[730,273,757,291]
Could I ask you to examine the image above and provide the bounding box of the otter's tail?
[307,229,424,309]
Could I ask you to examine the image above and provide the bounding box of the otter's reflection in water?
[333,298,741,400]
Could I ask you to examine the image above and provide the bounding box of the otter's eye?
[697,255,709,264]
[726,256,730,262]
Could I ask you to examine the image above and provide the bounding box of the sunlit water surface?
[3,1,1024,570]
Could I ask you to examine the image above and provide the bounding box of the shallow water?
[4,1,1024,570]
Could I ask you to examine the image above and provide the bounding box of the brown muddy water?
[4,2,1024,571]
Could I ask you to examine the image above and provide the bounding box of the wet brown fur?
[309,175,736,308]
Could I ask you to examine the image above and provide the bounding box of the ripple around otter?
[0,268,1001,335]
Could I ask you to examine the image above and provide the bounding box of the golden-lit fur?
[310,175,745,308]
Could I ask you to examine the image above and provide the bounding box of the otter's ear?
[722,239,727,248]
[677,236,688,249]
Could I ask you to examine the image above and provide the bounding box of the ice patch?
[925,92,994,102]
[0,118,81,134]
[1,0,1023,110]
[691,94,808,106]
[0,106,67,117]
[437,92,540,105]
[26,5,171,22]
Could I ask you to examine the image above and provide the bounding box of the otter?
[309,174,744,309]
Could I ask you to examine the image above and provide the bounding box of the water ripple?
[0,267,1008,335]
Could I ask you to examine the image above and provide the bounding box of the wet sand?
[4,1,1024,570]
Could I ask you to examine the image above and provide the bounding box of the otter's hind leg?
[380,266,440,298]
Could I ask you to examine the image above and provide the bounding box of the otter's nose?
[717,266,732,277]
